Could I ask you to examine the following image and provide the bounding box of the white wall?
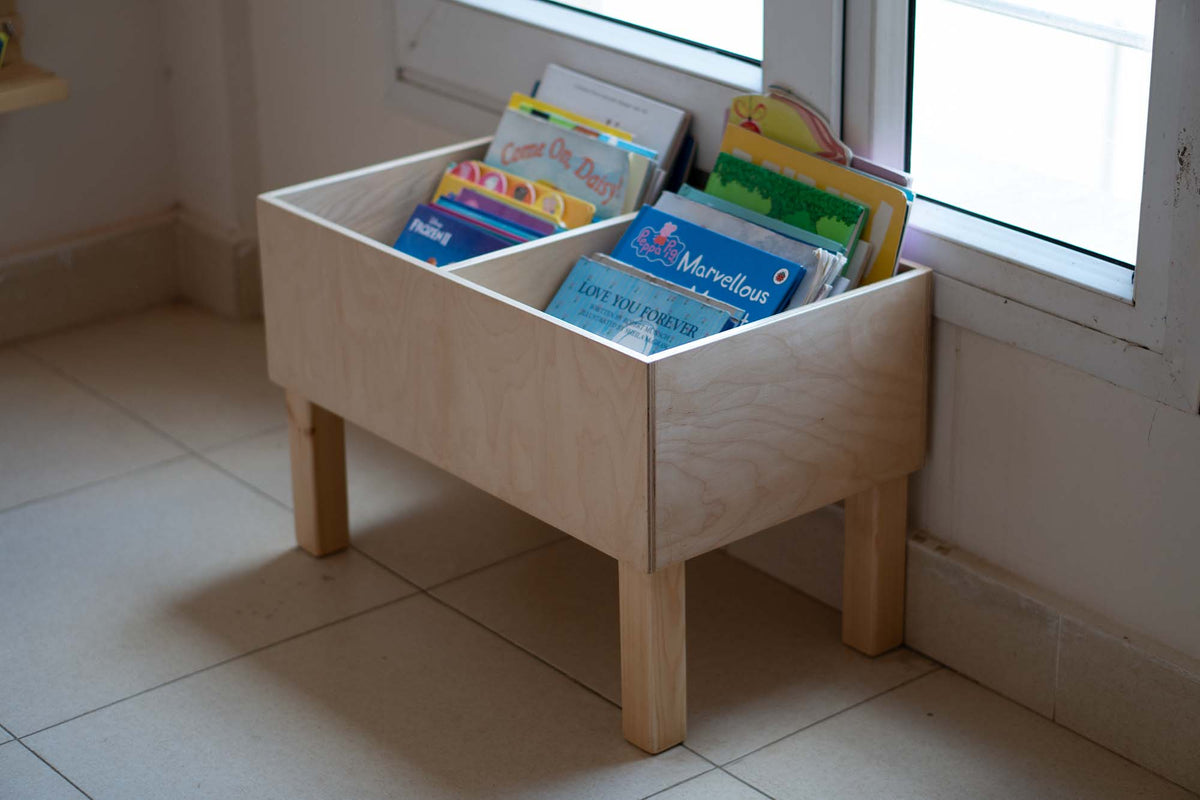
[159,1,242,237]
[913,320,1200,660]
[245,0,470,193]
[0,0,174,254]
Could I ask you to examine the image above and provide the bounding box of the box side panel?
[652,268,932,567]
[277,139,491,246]
[448,215,632,309]
[259,199,652,569]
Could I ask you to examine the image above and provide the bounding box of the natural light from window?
[911,0,1155,265]
[549,0,763,61]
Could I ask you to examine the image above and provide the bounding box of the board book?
[545,254,744,355]
[720,123,910,285]
[486,109,652,220]
[729,92,851,164]
[676,185,845,254]
[655,190,845,307]
[535,63,691,170]
[705,152,868,257]
[611,206,806,321]
[393,204,513,266]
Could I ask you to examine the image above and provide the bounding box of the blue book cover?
[611,206,806,321]
[394,204,513,267]
[545,255,744,355]
[435,196,544,241]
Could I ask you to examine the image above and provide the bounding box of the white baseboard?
[725,510,1200,794]
[0,212,263,345]
[175,213,261,320]
[0,214,178,345]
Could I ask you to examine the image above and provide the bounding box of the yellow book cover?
[508,92,633,141]
[432,166,596,229]
[719,124,909,285]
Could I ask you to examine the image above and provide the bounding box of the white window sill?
[908,200,1135,304]
[453,0,762,91]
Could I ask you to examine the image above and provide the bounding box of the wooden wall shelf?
[0,62,68,114]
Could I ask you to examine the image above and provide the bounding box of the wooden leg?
[842,476,908,656]
[285,389,349,556]
[619,560,686,754]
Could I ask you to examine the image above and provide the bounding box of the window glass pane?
[548,0,763,62]
[910,0,1155,265]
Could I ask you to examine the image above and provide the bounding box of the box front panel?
[259,199,653,569]
[652,268,932,567]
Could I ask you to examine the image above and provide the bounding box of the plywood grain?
[448,215,632,309]
[651,267,931,568]
[259,199,653,569]
[276,138,490,246]
[285,390,349,556]
[619,560,686,753]
[843,475,908,655]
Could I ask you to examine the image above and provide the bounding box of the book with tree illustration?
[704,152,869,258]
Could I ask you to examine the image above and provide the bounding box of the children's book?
[545,254,743,355]
[433,198,537,242]
[676,185,845,254]
[730,91,851,165]
[453,187,560,236]
[705,152,868,257]
[610,206,806,321]
[444,159,596,228]
[842,241,873,288]
[720,124,909,285]
[508,92,633,141]
[393,204,513,266]
[536,63,691,169]
[517,102,660,161]
[485,109,649,220]
[655,190,845,307]
[432,169,575,229]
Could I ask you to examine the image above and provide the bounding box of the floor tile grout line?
[719,546,843,617]
[717,766,775,798]
[342,542,624,712]
[637,766,719,799]
[198,422,289,454]
[1,723,96,800]
[425,589,625,711]
[937,666,1200,798]
[18,345,201,451]
[21,341,288,470]
[677,744,773,796]
[0,453,192,520]
[14,593,418,743]
[421,534,569,593]
[719,665,944,771]
[21,341,310,521]
[15,742,97,800]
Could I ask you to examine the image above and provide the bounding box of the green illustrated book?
[704,152,869,255]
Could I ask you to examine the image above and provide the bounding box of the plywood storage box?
[258,137,931,754]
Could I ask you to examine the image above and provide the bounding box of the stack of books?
[545,86,915,355]
[394,64,692,267]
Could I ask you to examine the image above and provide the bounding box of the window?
[397,0,1200,411]
[548,1,763,62]
[910,0,1155,266]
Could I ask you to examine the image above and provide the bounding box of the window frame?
[394,0,1200,412]
[844,0,1199,411]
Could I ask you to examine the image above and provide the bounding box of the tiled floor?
[1,304,1194,799]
